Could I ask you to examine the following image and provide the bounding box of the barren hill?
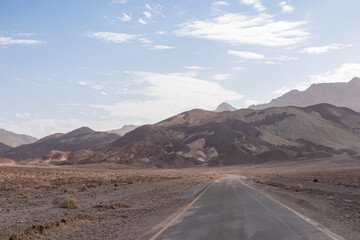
[1,127,120,162]
[250,77,360,112]
[0,129,38,147]
[44,104,360,167]
[0,142,11,154]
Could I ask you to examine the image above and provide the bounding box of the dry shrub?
[61,197,78,209]
[256,179,268,184]
[21,193,29,199]
[285,185,292,190]
[295,184,303,192]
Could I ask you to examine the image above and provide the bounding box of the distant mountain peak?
[71,126,95,133]
[349,77,360,84]
[249,77,360,113]
[65,127,96,137]
[214,102,237,112]
[108,125,139,137]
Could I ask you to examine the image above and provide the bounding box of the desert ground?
[0,156,359,240]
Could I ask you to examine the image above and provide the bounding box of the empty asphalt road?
[146,175,342,240]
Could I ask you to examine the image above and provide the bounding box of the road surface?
[145,175,342,240]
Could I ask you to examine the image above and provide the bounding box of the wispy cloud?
[301,44,353,54]
[143,11,152,18]
[175,13,309,47]
[0,36,46,46]
[78,80,109,96]
[212,1,228,6]
[150,45,174,50]
[241,0,265,12]
[228,50,297,64]
[145,3,164,16]
[304,63,360,89]
[120,13,132,22]
[91,84,104,90]
[16,112,31,118]
[109,0,127,5]
[92,71,243,123]
[273,55,298,61]
[185,66,209,70]
[213,73,232,81]
[88,31,172,51]
[138,37,151,44]
[78,81,87,86]
[279,1,294,14]
[228,50,264,59]
[89,32,136,43]
[104,14,131,24]
[211,1,229,13]
[138,18,147,24]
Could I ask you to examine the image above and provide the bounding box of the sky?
[1,0,360,138]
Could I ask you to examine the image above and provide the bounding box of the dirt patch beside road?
[0,165,215,240]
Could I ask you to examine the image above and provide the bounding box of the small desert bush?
[21,193,29,199]
[285,185,292,190]
[295,184,303,192]
[61,197,78,209]
[256,179,268,184]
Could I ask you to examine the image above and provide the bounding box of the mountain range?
[2,77,360,168]
[250,77,360,112]
[40,103,360,167]
[0,129,38,147]
[0,127,120,162]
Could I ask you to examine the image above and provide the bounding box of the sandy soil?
[0,165,216,240]
[0,156,359,240]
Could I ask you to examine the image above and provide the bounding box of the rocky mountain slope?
[0,142,11,154]
[1,127,120,162]
[250,77,360,112]
[214,102,237,112]
[43,104,360,167]
[0,129,38,147]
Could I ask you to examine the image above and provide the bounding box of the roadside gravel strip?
[0,166,213,240]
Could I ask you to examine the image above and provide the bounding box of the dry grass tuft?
[295,184,303,192]
[285,185,292,190]
[21,193,29,199]
[256,179,268,184]
[61,197,78,209]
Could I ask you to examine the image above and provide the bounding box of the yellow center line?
[149,181,215,240]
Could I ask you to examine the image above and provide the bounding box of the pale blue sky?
[1,0,360,137]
